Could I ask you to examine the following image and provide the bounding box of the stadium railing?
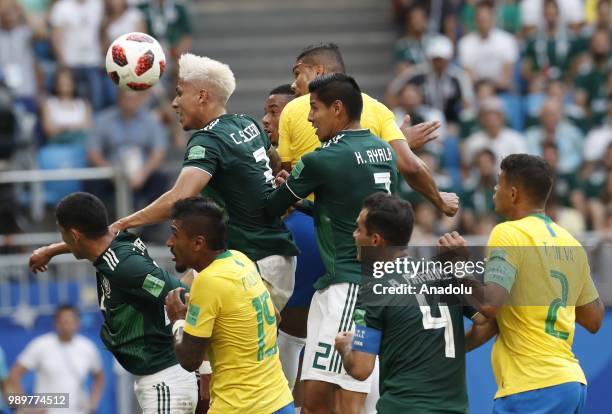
[0,166,133,221]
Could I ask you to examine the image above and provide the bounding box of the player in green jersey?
[31,54,298,312]
[335,193,494,413]
[266,73,397,414]
[29,192,198,413]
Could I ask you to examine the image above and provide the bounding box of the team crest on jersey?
[187,145,206,160]
[102,276,111,298]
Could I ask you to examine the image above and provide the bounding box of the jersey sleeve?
[374,100,404,143]
[277,105,293,164]
[484,224,521,293]
[265,155,322,216]
[108,253,185,303]
[352,297,384,355]
[182,131,223,176]
[576,256,599,306]
[183,274,222,338]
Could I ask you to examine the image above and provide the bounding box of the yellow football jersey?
[184,250,293,414]
[485,214,599,398]
[278,92,405,167]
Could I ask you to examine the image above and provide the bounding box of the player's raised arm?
[335,331,377,381]
[465,312,498,352]
[29,242,72,273]
[111,166,211,233]
[389,137,458,217]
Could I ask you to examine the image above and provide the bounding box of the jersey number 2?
[253,147,274,185]
[251,291,277,361]
[418,295,455,358]
[545,270,570,340]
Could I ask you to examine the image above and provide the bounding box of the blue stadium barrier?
[36,144,87,205]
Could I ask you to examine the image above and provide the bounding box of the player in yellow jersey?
[164,197,294,414]
[478,154,604,413]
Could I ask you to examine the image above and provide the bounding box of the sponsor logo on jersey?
[102,276,111,298]
[142,274,165,298]
[187,145,206,160]
[186,303,201,326]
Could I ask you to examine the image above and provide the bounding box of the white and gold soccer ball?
[105,32,166,91]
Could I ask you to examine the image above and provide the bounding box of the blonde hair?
[178,53,236,103]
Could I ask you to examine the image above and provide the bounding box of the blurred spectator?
[585,143,612,230]
[461,149,498,233]
[574,28,611,126]
[101,0,146,51]
[458,78,496,139]
[0,345,7,414]
[41,67,92,144]
[526,99,584,173]
[6,305,105,414]
[521,0,585,34]
[389,35,473,123]
[86,90,168,212]
[139,0,192,83]
[525,79,588,132]
[0,82,21,249]
[462,97,526,167]
[461,0,521,35]
[393,82,447,154]
[521,0,575,84]
[393,5,430,74]
[411,201,443,241]
[542,142,587,215]
[458,0,519,91]
[49,0,107,110]
[583,96,612,163]
[0,0,43,113]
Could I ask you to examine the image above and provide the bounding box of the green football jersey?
[354,264,474,414]
[266,129,398,289]
[183,114,299,261]
[94,231,184,376]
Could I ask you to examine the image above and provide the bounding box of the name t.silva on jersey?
[372,283,473,296]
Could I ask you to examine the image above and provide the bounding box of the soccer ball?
[105,32,166,91]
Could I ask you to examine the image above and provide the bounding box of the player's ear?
[314,64,325,77]
[193,235,207,251]
[70,228,80,242]
[198,88,209,105]
[332,99,343,116]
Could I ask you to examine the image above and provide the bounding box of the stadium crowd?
[0,0,610,244]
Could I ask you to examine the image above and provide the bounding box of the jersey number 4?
[418,295,455,358]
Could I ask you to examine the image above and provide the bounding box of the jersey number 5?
[253,147,274,185]
[418,295,455,358]
[251,291,277,361]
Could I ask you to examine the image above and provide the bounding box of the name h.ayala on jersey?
[354,147,393,165]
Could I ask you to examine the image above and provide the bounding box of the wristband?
[198,360,212,375]
[172,319,185,336]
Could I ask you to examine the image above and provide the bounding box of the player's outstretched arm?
[389,138,459,217]
[335,332,376,381]
[576,298,605,334]
[111,167,211,233]
[465,313,498,352]
[28,242,71,273]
